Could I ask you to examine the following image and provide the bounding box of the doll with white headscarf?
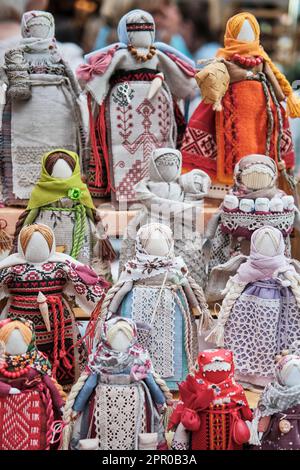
[0,223,109,387]
[205,154,298,301]
[119,147,211,287]
[250,352,300,450]
[101,223,212,390]
[62,316,171,450]
[76,9,196,201]
[207,226,300,389]
[0,10,85,206]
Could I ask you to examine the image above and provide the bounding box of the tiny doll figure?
[0,10,85,206]
[207,226,300,388]
[102,223,212,390]
[120,147,211,286]
[181,12,299,197]
[169,348,252,450]
[13,149,115,281]
[250,352,300,450]
[0,223,109,387]
[77,9,196,201]
[0,318,65,450]
[62,317,171,450]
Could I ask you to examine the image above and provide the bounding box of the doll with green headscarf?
[13,149,115,281]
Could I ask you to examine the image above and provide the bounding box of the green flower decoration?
[68,187,82,200]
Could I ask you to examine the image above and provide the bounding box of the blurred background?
[1,0,300,163]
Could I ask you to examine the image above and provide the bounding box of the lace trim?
[220,210,294,234]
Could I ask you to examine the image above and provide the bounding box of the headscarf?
[232,154,279,199]
[257,354,300,418]
[216,12,300,118]
[0,317,52,375]
[233,226,295,284]
[120,223,188,283]
[27,149,94,210]
[87,317,152,377]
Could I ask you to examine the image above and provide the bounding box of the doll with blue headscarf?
[77,9,196,203]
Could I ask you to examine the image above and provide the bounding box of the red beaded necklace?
[231,53,263,68]
[0,363,31,378]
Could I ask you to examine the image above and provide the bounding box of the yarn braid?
[61,372,89,450]
[187,275,214,331]
[70,204,87,259]
[152,371,173,404]
[41,385,55,450]
[10,209,29,254]
[205,279,246,346]
[173,289,194,371]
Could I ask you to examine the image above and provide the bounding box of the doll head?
[137,223,174,258]
[150,148,182,183]
[21,11,55,39]
[44,151,76,179]
[224,12,260,44]
[195,349,234,384]
[18,224,55,263]
[118,9,155,48]
[275,353,300,387]
[251,226,283,258]
[0,318,33,356]
[234,155,277,192]
[105,318,136,353]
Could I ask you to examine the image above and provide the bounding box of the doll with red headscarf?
[169,349,252,450]
[181,12,299,198]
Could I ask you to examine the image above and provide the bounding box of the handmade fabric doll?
[181,12,298,197]
[207,226,300,388]
[13,149,115,281]
[0,318,66,450]
[169,348,252,450]
[77,9,196,201]
[205,154,297,299]
[62,316,171,450]
[250,352,300,450]
[0,223,109,388]
[101,223,212,390]
[119,147,211,286]
[0,10,85,206]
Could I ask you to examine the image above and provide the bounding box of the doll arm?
[73,373,98,412]
[0,380,13,396]
[43,375,65,410]
[258,415,271,433]
[182,281,200,316]
[108,281,133,314]
[144,373,166,408]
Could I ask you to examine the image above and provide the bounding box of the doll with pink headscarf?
[207,226,300,389]
[0,10,85,206]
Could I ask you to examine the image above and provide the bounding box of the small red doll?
[169,349,252,450]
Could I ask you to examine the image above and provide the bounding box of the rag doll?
[250,352,300,450]
[77,9,196,201]
[207,226,300,389]
[205,154,297,300]
[0,223,109,387]
[0,318,65,450]
[0,10,85,206]
[119,148,211,287]
[62,316,171,450]
[101,223,212,390]
[169,348,252,450]
[181,12,298,198]
[13,149,115,281]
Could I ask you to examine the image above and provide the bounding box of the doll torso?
[259,404,300,450]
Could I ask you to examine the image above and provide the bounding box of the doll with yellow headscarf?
[181,12,299,197]
[13,149,115,281]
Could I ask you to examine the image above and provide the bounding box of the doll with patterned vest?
[61,316,171,450]
[101,223,213,390]
[205,154,298,301]
[169,348,252,450]
[249,351,300,450]
[0,318,66,450]
[0,10,85,206]
[181,12,299,198]
[76,9,196,201]
[13,149,115,281]
[207,226,300,389]
[119,147,211,287]
[0,223,109,388]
